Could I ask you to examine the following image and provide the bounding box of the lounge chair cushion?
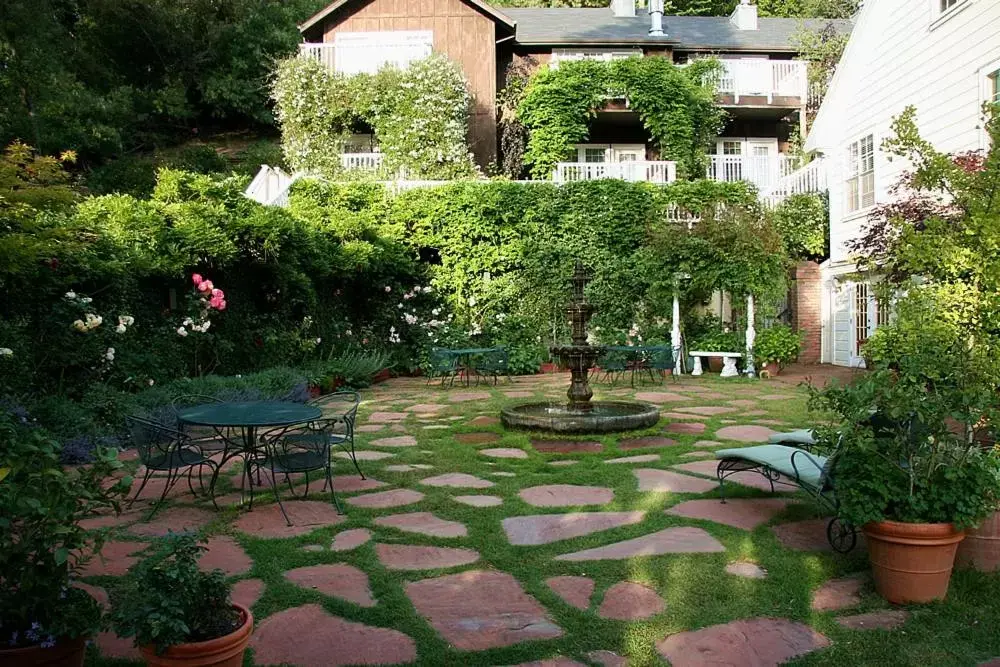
[767,429,816,446]
[716,444,827,490]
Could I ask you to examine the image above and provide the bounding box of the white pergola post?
[671,287,682,374]
[745,293,756,377]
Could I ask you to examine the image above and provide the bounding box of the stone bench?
[688,351,743,378]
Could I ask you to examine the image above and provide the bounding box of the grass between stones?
[82,374,1000,667]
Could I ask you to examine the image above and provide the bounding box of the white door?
[612,145,644,181]
[746,140,777,190]
[850,282,877,367]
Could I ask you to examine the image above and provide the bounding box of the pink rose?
[211,288,223,298]
[192,273,203,285]
[198,280,213,293]
[217,300,227,311]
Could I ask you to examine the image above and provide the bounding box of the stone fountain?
[501,261,660,434]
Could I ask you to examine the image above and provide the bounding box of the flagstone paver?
[481,447,529,459]
[370,435,418,448]
[510,659,586,667]
[129,506,215,537]
[586,650,628,667]
[469,415,501,426]
[634,392,691,403]
[374,512,467,538]
[812,574,866,611]
[740,409,769,417]
[331,528,372,552]
[549,460,579,466]
[251,604,416,666]
[376,544,480,570]
[453,494,503,507]
[347,488,426,509]
[503,511,646,546]
[519,484,614,507]
[681,451,715,459]
[405,403,445,413]
[597,582,666,620]
[715,425,779,442]
[634,468,718,494]
[233,500,347,538]
[74,584,141,660]
[726,561,768,579]
[555,527,725,561]
[504,390,535,398]
[605,454,660,464]
[405,570,563,650]
[367,412,409,423]
[232,578,265,610]
[334,450,394,461]
[331,476,388,493]
[674,406,739,416]
[420,472,494,488]
[456,432,501,445]
[545,575,595,610]
[285,564,376,607]
[198,536,252,576]
[356,424,386,433]
[619,436,677,450]
[666,498,793,530]
[77,540,150,577]
[656,618,830,666]
[384,464,434,472]
[727,399,759,408]
[835,610,909,630]
[760,394,795,401]
[771,519,841,552]
[449,391,492,402]
[492,471,517,477]
[664,422,707,434]
[694,440,724,447]
[671,460,795,493]
[423,425,450,430]
[531,439,603,453]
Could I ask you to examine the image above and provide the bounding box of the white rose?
[0,348,13,357]
[177,327,189,337]
[64,291,77,300]
[116,324,127,334]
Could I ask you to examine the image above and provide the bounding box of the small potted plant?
[811,343,1000,604]
[111,534,253,667]
[753,325,803,377]
[0,406,129,666]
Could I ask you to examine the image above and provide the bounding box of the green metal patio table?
[443,346,501,386]
[177,401,322,521]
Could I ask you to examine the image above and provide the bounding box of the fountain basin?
[501,401,660,434]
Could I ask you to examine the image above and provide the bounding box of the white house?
[806,0,1000,367]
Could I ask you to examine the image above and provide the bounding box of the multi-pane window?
[845,134,875,213]
[940,0,961,12]
[854,283,870,355]
[722,141,742,155]
[876,295,892,327]
[990,70,1000,105]
[584,148,606,163]
[551,49,640,66]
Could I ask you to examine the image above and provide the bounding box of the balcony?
[298,33,432,75]
[299,43,337,71]
[711,60,807,104]
[552,161,677,184]
[706,155,800,191]
[341,152,383,171]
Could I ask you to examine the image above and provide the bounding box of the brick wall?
[791,261,822,363]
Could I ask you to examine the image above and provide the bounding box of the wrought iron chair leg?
[127,468,155,509]
[716,461,728,503]
[326,452,343,514]
[349,439,365,480]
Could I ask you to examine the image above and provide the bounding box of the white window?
[845,133,875,214]
[930,0,967,27]
[722,140,742,155]
[333,31,433,75]
[551,49,640,68]
[988,69,1000,106]
[584,148,606,163]
[939,0,962,12]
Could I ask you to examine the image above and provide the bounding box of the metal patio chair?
[280,391,363,480]
[427,348,460,387]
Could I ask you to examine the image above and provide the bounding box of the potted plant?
[110,533,253,667]
[753,325,802,377]
[811,343,1000,604]
[0,407,129,666]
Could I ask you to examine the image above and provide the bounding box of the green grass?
[83,374,1000,666]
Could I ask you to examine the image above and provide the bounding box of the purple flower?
[40,636,56,649]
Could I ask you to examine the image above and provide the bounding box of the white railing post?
[550,161,676,184]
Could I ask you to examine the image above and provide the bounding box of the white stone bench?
[688,351,743,378]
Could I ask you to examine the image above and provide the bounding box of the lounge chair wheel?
[827,517,857,553]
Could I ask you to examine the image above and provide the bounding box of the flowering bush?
[176,274,228,375]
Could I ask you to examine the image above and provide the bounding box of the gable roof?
[300,0,516,34]
[503,8,851,50]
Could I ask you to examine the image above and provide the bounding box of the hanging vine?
[517,56,725,180]
[272,54,478,180]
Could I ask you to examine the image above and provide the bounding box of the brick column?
[791,261,822,363]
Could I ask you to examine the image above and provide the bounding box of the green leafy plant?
[753,325,803,369]
[110,533,241,655]
[770,192,829,260]
[0,408,129,649]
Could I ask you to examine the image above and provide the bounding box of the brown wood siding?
[320,0,498,167]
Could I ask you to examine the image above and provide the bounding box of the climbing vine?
[517,56,725,180]
[272,54,477,180]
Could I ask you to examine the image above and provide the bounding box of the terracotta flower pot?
[139,605,253,667]
[956,509,1000,572]
[371,369,392,384]
[0,637,86,667]
[863,520,965,604]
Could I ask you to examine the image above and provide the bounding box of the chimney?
[730,0,758,30]
[648,0,665,36]
[610,0,636,18]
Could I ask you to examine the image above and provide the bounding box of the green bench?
[715,437,857,553]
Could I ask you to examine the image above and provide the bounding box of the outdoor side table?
[177,401,322,518]
[445,346,500,386]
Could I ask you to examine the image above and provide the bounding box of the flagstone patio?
[80,369,921,667]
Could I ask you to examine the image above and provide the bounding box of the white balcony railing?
[341,152,383,171]
[760,157,828,208]
[712,60,807,103]
[553,161,677,184]
[299,43,337,70]
[706,155,799,191]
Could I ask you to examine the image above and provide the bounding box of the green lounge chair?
[715,437,856,553]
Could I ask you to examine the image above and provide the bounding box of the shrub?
[753,325,803,369]
[770,192,828,260]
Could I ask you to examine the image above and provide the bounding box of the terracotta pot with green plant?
[811,341,1000,604]
[0,407,130,667]
[111,534,253,667]
[753,325,802,377]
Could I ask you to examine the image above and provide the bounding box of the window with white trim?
[722,140,742,155]
[940,0,962,12]
[989,69,1000,106]
[333,31,433,75]
[583,148,606,163]
[845,133,875,213]
[551,49,641,68]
